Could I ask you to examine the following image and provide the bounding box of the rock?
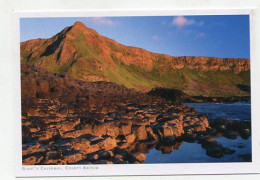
[183,133,197,142]
[86,153,99,161]
[223,148,235,155]
[63,150,85,164]
[38,80,50,98]
[71,138,90,152]
[114,154,123,159]
[111,156,125,164]
[93,160,113,164]
[115,148,129,159]
[206,145,224,158]
[161,136,175,145]
[92,123,107,136]
[240,128,250,139]
[20,62,251,166]
[125,134,136,144]
[86,112,105,122]
[238,154,252,162]
[207,128,217,135]
[106,126,120,137]
[75,160,92,165]
[97,150,113,159]
[224,130,238,139]
[21,79,37,99]
[200,136,216,144]
[62,129,89,139]
[147,114,158,122]
[23,154,44,165]
[60,119,81,132]
[131,161,140,164]
[192,124,207,132]
[22,125,32,137]
[120,123,132,135]
[117,142,129,149]
[146,128,158,141]
[22,142,42,156]
[128,152,146,163]
[92,137,117,151]
[132,126,148,140]
[217,124,227,131]
[161,125,174,137]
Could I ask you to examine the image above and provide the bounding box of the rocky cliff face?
[20,21,250,96]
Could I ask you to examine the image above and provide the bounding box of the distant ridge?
[20,21,250,97]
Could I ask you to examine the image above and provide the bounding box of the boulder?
[120,123,132,135]
[63,150,85,164]
[86,153,99,161]
[162,125,174,137]
[92,123,107,136]
[111,156,125,164]
[92,160,113,164]
[125,134,136,144]
[71,138,91,152]
[97,150,113,159]
[132,126,148,140]
[86,112,105,122]
[223,148,235,155]
[146,127,158,141]
[93,137,117,151]
[61,129,89,139]
[240,128,250,139]
[128,152,146,163]
[224,130,238,139]
[206,145,224,158]
[22,154,44,165]
[38,80,50,98]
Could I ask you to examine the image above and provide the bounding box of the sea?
[144,102,252,163]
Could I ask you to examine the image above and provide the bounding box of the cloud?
[172,16,195,27]
[90,17,119,26]
[151,35,161,41]
[172,16,204,27]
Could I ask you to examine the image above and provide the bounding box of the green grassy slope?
[20,24,250,97]
[107,57,250,96]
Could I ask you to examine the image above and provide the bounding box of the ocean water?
[184,102,251,121]
[144,102,252,163]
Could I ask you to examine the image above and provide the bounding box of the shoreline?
[147,87,250,104]
[183,96,250,103]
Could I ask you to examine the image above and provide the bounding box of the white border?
[13,9,260,177]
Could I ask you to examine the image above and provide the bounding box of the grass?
[21,31,250,97]
[107,57,158,90]
[107,55,250,97]
[108,57,250,96]
[66,32,109,80]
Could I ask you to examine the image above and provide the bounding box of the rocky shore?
[148,88,250,103]
[21,65,251,165]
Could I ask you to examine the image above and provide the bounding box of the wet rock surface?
[21,65,251,165]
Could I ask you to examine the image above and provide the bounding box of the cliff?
[20,21,250,96]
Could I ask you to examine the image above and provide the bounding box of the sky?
[20,15,250,59]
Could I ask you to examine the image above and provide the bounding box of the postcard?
[13,9,260,177]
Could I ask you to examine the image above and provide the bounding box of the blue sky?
[20,15,250,58]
